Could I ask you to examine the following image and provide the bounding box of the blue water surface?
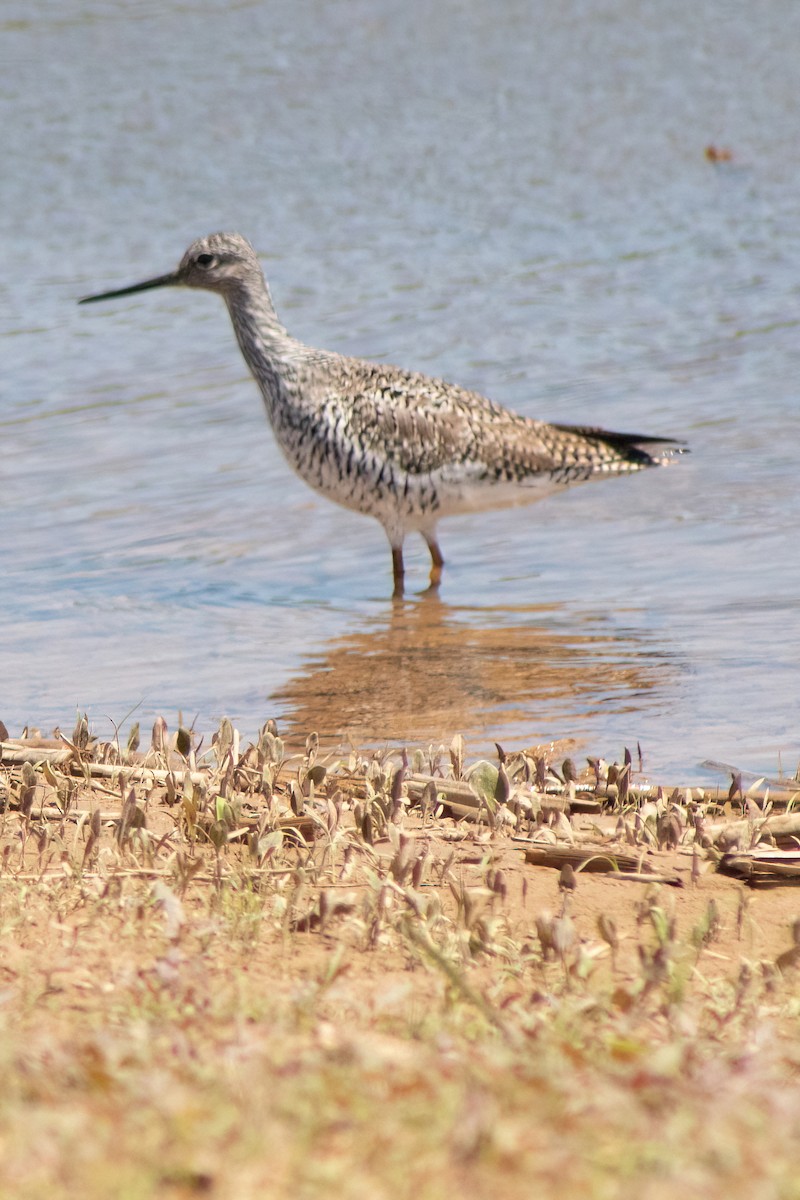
[2,0,799,780]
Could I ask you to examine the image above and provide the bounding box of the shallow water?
[2,1,800,779]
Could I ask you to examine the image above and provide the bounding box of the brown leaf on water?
[705,144,733,162]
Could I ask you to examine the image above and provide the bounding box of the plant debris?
[2,716,800,1198]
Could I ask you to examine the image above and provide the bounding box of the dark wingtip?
[554,424,688,459]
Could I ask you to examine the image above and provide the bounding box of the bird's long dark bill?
[79,271,180,304]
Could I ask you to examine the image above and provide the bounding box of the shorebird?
[80,232,685,595]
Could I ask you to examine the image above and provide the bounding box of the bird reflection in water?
[269,594,677,756]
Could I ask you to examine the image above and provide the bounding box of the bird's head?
[79,231,264,304]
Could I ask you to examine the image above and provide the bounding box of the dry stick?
[405,774,604,812]
[710,813,800,846]
[517,843,644,871]
[0,744,72,766]
[65,760,209,785]
[0,742,253,786]
[0,743,308,799]
[718,855,800,881]
[516,842,684,885]
[0,744,208,784]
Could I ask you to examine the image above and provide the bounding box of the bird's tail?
[553,424,688,468]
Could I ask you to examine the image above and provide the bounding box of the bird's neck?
[223,280,303,421]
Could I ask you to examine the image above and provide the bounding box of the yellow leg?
[425,536,444,590]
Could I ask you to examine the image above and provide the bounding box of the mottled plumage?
[80,232,685,594]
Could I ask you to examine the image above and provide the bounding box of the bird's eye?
[196,253,215,267]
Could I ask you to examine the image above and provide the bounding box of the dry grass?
[2,718,800,1199]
